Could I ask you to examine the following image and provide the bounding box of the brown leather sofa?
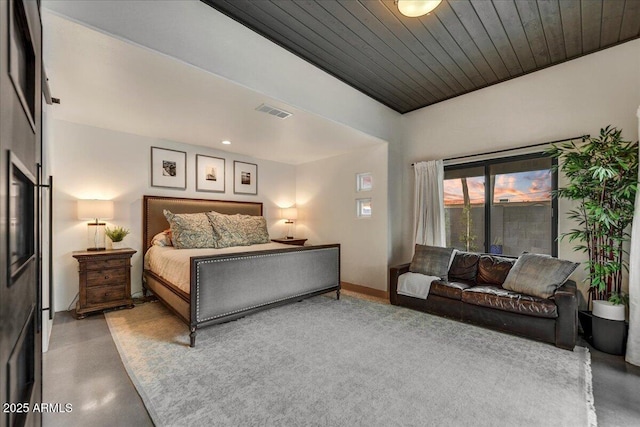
[389,252,578,350]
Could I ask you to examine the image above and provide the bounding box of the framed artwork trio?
[151,147,258,195]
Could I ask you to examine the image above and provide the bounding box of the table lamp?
[281,207,298,239]
[78,199,114,251]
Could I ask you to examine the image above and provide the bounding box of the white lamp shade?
[78,199,114,221]
[397,0,442,17]
[281,207,298,221]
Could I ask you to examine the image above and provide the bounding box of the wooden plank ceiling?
[202,0,640,114]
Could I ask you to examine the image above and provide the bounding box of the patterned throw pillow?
[502,253,579,299]
[206,212,270,248]
[409,245,455,280]
[163,210,216,249]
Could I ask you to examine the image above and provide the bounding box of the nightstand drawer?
[85,258,129,271]
[86,269,126,287]
[86,285,127,305]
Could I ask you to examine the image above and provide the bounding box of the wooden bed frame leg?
[190,327,197,348]
[336,288,340,300]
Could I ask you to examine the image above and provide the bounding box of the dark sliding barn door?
[1,1,43,426]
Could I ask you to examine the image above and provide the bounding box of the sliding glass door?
[444,153,557,257]
[443,166,485,252]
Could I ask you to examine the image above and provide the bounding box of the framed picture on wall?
[151,147,187,190]
[234,161,258,195]
[196,155,225,193]
[356,172,373,192]
[356,198,372,218]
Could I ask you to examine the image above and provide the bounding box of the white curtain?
[413,160,446,247]
[626,107,640,366]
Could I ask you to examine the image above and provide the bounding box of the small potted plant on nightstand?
[105,226,130,250]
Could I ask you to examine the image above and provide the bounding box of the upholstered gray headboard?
[143,196,263,251]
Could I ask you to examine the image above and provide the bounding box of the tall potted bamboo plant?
[548,126,638,354]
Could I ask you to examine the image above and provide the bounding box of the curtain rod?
[411,134,589,166]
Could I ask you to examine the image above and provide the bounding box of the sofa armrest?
[553,280,578,350]
[389,263,411,305]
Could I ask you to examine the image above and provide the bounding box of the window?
[443,153,557,256]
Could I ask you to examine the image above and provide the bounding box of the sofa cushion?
[462,285,558,319]
[430,280,473,301]
[449,252,480,282]
[477,255,515,286]
[502,253,579,299]
[409,245,454,280]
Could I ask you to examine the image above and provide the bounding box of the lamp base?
[87,222,107,252]
[285,220,295,240]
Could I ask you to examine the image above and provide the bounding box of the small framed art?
[151,147,186,190]
[356,198,372,218]
[356,172,373,192]
[234,161,258,195]
[196,154,225,193]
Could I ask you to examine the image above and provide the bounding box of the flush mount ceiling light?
[221,140,231,145]
[396,0,442,17]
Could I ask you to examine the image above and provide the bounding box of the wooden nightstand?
[271,238,308,246]
[72,248,136,319]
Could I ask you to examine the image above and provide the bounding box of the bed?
[142,196,341,347]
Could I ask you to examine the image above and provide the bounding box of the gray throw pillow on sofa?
[502,253,579,299]
[409,245,454,280]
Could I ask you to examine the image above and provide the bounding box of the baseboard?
[340,282,389,300]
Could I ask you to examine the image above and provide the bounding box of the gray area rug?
[105,296,596,427]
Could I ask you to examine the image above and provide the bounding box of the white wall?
[49,119,296,312]
[296,144,389,291]
[42,0,401,145]
[398,40,640,299]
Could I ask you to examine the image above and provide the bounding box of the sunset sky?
[444,170,552,205]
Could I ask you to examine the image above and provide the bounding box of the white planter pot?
[111,241,124,250]
[592,300,626,321]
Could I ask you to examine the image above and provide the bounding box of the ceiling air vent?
[255,103,292,119]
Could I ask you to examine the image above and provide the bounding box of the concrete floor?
[43,309,153,427]
[43,303,640,427]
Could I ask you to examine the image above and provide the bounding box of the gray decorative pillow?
[206,212,270,248]
[163,210,216,249]
[502,253,579,299]
[409,245,454,280]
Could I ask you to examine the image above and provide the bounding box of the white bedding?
[144,242,292,294]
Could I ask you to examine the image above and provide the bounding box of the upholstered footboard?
[189,244,340,346]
